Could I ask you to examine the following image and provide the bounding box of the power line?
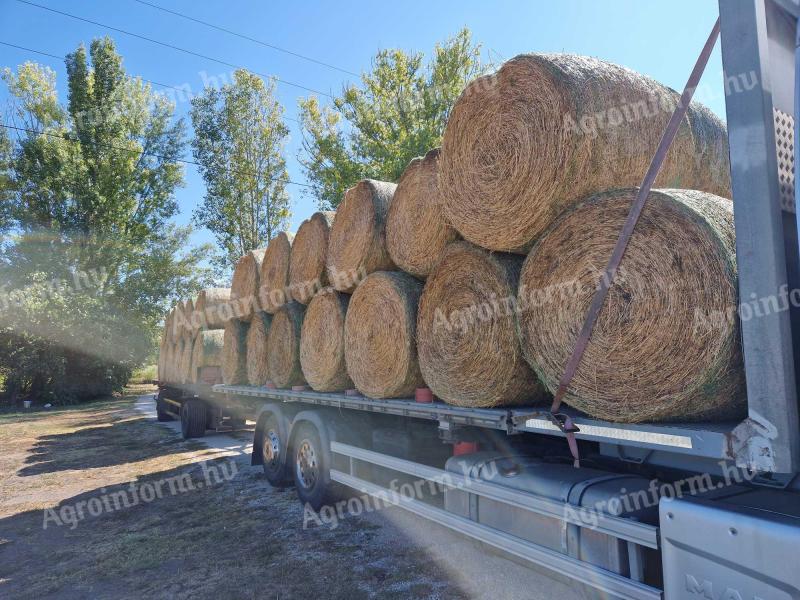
[131,0,359,78]
[14,0,334,99]
[0,122,314,189]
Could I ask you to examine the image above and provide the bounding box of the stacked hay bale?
[191,329,225,383]
[246,313,272,385]
[222,318,249,385]
[231,249,267,321]
[196,287,233,329]
[290,212,335,303]
[267,302,306,388]
[260,232,294,313]
[300,289,353,392]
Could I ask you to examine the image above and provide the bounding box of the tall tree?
[1,38,211,403]
[298,28,485,209]
[190,70,291,273]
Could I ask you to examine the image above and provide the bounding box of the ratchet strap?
[549,17,722,468]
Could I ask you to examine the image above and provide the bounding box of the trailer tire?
[181,399,207,439]
[156,393,173,422]
[261,413,289,486]
[291,422,335,511]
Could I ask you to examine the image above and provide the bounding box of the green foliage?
[298,28,485,209]
[1,37,212,404]
[190,70,291,274]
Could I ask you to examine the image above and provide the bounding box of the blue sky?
[1,0,724,256]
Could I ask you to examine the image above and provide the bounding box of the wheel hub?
[263,429,281,467]
[296,439,318,490]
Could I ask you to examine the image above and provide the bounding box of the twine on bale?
[516,188,746,423]
[231,249,267,321]
[260,232,294,314]
[344,271,425,398]
[439,53,731,253]
[300,289,353,392]
[222,319,249,385]
[246,312,272,385]
[267,302,306,388]
[191,329,225,382]
[290,212,335,304]
[386,149,459,278]
[327,180,397,292]
[196,288,233,328]
[417,242,547,408]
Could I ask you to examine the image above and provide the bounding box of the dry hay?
[196,288,232,329]
[163,342,174,383]
[417,242,546,408]
[290,212,335,304]
[327,180,397,292]
[171,302,186,342]
[231,249,267,321]
[439,53,731,253]
[267,302,306,388]
[386,149,459,278]
[300,289,353,392]
[259,232,295,314]
[246,313,273,386]
[179,334,196,384]
[344,271,424,398]
[516,188,746,423]
[222,320,249,385]
[191,329,225,382]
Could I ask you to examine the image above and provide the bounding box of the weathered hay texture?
[163,342,174,383]
[267,302,306,388]
[171,302,186,342]
[345,271,424,398]
[300,289,353,392]
[439,53,731,253]
[222,320,249,385]
[327,180,397,292]
[417,242,546,408]
[158,338,166,382]
[231,249,267,321]
[196,288,232,329]
[517,188,746,423]
[290,212,335,304]
[184,298,197,336]
[164,309,174,344]
[191,329,225,382]
[259,232,295,314]
[179,335,195,384]
[386,149,459,278]
[246,313,273,386]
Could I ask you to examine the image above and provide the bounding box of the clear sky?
[0,0,725,256]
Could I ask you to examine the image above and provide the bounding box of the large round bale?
[246,313,272,386]
[345,271,424,398]
[163,342,174,383]
[290,212,335,304]
[171,302,186,341]
[327,180,396,292]
[417,242,546,408]
[196,288,232,328]
[231,249,267,321]
[222,320,249,385]
[259,232,294,314]
[300,289,353,392]
[386,149,459,278]
[191,329,225,382]
[267,302,306,388]
[517,188,746,423]
[439,53,731,253]
[179,335,196,384]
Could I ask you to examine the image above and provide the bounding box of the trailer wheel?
[291,422,335,511]
[261,414,289,486]
[181,399,207,439]
[156,393,173,422]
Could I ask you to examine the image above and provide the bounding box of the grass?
[130,364,157,384]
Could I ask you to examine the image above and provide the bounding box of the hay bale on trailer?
[439,53,731,253]
[289,212,335,304]
[196,287,232,328]
[179,333,196,384]
[222,320,249,385]
[231,249,267,321]
[300,289,353,392]
[191,329,225,383]
[386,149,458,278]
[246,313,272,386]
[345,271,424,398]
[259,232,294,314]
[327,180,396,292]
[267,302,306,388]
[516,188,746,423]
[417,242,547,408]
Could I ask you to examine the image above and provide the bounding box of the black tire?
[156,393,173,422]
[291,422,335,511]
[181,399,207,439]
[260,413,289,486]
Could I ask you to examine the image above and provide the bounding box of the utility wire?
[14,0,334,98]
[131,0,360,77]
[1,122,314,189]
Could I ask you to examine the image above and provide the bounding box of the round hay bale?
[164,308,174,344]
[179,334,196,384]
[246,313,273,386]
[163,341,174,383]
[386,149,459,278]
[344,271,424,398]
[196,288,232,328]
[327,180,396,292]
[171,302,186,342]
[300,289,353,392]
[191,329,225,382]
[222,320,249,385]
[259,232,294,314]
[517,188,746,423]
[231,249,267,321]
[417,242,546,407]
[267,302,306,388]
[184,298,196,336]
[290,212,335,304]
[439,53,731,253]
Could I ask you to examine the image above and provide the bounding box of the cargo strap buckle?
[548,412,580,434]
